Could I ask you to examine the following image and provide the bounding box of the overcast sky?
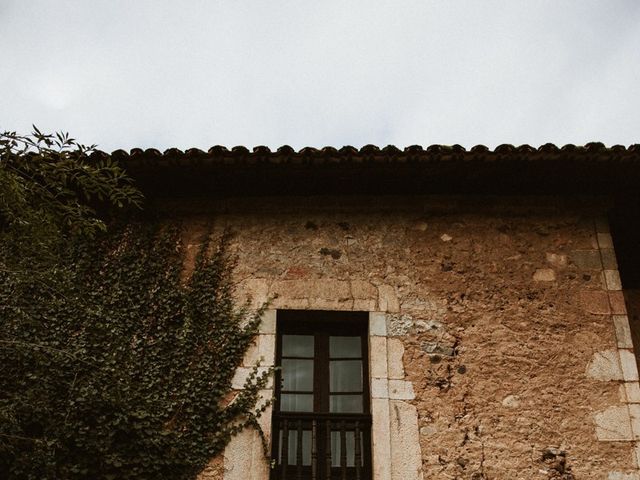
[1,1,639,151]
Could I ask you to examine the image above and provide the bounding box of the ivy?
[0,222,271,479]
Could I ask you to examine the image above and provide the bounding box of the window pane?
[282,335,314,357]
[281,393,313,412]
[330,336,361,358]
[279,429,312,466]
[330,395,363,413]
[330,360,362,392]
[282,359,313,391]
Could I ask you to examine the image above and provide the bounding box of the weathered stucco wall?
[184,195,639,480]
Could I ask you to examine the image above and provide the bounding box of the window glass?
[281,393,314,412]
[282,359,314,391]
[330,336,361,358]
[330,395,363,413]
[282,334,314,357]
[330,360,362,392]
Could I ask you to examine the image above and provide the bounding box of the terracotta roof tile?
[94,144,640,197]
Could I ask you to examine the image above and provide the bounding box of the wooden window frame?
[271,310,372,480]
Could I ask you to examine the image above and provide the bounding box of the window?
[271,310,372,480]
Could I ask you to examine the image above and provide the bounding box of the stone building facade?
[119,144,640,480]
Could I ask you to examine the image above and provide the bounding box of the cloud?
[1,0,639,150]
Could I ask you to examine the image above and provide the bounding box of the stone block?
[387,338,406,379]
[533,268,556,282]
[259,334,276,366]
[312,280,352,301]
[269,280,312,303]
[369,312,388,336]
[610,291,628,314]
[243,334,275,367]
[271,279,353,310]
[237,278,269,308]
[614,316,634,349]
[353,298,378,311]
[586,350,623,381]
[223,428,254,479]
[370,336,389,379]
[604,270,623,291]
[372,378,389,399]
[421,342,455,356]
[389,400,424,480]
[580,290,611,315]
[231,367,252,390]
[414,319,443,333]
[598,232,614,249]
[351,280,377,300]
[371,399,392,480]
[308,297,352,310]
[502,394,521,408]
[594,405,633,441]
[620,349,640,382]
[571,250,602,270]
[258,309,276,334]
[242,339,259,367]
[629,404,640,440]
[419,424,438,437]
[609,472,640,480]
[223,427,269,480]
[378,284,400,313]
[251,429,271,480]
[388,379,415,400]
[601,248,619,269]
[625,383,640,403]
[546,252,568,267]
[387,314,414,336]
[271,296,310,310]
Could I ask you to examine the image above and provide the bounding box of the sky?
[1,1,639,152]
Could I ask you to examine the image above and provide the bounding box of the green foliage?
[1,127,144,294]
[0,129,270,478]
[0,127,142,238]
[0,223,271,479]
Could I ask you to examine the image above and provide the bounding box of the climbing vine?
[0,222,271,479]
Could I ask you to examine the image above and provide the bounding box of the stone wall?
[625,290,640,367]
[184,195,639,480]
